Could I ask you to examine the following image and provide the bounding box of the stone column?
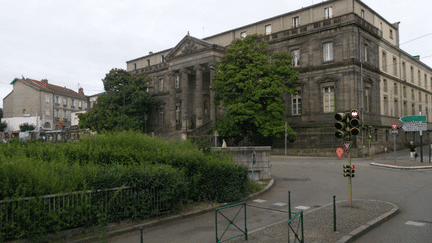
[180,69,189,132]
[194,65,204,127]
[209,64,216,125]
[169,71,176,129]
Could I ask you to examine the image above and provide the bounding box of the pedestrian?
[409,141,416,161]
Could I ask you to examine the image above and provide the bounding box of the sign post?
[390,123,398,162]
[285,122,287,156]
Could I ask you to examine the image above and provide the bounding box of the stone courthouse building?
[127,0,432,156]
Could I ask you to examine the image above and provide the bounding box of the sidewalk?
[228,199,398,243]
[368,145,432,169]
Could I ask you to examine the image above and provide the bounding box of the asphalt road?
[104,152,431,242]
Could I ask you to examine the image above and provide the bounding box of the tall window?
[204,100,208,115]
[403,101,407,115]
[265,25,272,35]
[412,103,415,115]
[63,98,67,106]
[175,105,181,124]
[365,87,370,113]
[411,89,414,100]
[390,29,393,39]
[159,108,164,125]
[46,108,50,116]
[419,92,422,102]
[147,59,150,67]
[161,55,164,63]
[71,99,75,107]
[159,79,164,92]
[382,52,387,71]
[425,74,428,88]
[394,83,397,95]
[419,105,422,115]
[402,62,406,80]
[292,90,302,115]
[384,96,388,115]
[393,57,397,76]
[364,44,368,62]
[175,75,180,89]
[292,49,300,67]
[361,9,365,18]
[411,66,414,82]
[379,22,382,31]
[383,79,387,92]
[324,7,333,19]
[323,87,334,113]
[394,99,399,117]
[418,70,421,85]
[55,96,60,104]
[292,16,300,28]
[403,86,406,98]
[46,95,50,103]
[323,42,333,61]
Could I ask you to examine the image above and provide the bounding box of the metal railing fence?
[0,185,170,241]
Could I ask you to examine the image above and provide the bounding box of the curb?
[370,162,432,170]
[336,199,399,243]
[67,178,275,243]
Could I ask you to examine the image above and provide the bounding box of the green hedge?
[0,131,248,242]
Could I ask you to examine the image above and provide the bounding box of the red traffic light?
[350,109,359,119]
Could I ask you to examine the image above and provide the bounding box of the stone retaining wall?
[212,146,271,181]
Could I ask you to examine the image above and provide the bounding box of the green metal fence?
[215,202,247,243]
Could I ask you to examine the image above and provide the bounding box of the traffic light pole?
[348,142,353,208]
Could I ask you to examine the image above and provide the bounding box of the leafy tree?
[19,123,35,132]
[80,68,160,132]
[0,108,3,119]
[211,34,299,144]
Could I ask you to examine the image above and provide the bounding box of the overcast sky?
[1,0,432,109]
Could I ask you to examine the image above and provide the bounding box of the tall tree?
[80,68,160,132]
[211,34,299,143]
[19,123,35,132]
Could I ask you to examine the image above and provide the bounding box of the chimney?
[149,51,153,55]
[79,87,84,96]
[41,79,48,85]
[413,55,420,61]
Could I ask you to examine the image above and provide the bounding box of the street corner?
[370,162,432,170]
[336,199,399,243]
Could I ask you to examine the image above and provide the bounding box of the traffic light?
[348,109,360,136]
[334,112,348,139]
[343,165,355,177]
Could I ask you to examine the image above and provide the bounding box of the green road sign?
[399,115,427,123]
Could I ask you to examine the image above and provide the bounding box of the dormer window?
[147,59,150,67]
[292,17,300,28]
[241,31,247,38]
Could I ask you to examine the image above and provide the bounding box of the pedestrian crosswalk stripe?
[405,221,425,227]
[295,206,310,210]
[253,199,267,203]
[273,202,287,206]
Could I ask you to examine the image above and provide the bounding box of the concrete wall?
[213,147,272,181]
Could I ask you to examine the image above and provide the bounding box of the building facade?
[2,78,89,131]
[126,0,432,155]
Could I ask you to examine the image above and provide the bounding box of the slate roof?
[11,78,86,99]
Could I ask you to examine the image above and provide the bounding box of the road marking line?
[253,199,267,203]
[273,202,287,206]
[405,221,425,227]
[295,206,310,210]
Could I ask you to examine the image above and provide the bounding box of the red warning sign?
[390,123,398,131]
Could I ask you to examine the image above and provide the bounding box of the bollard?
[140,227,143,243]
[333,196,336,232]
[288,191,291,220]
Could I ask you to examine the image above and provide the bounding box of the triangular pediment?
[165,35,225,60]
